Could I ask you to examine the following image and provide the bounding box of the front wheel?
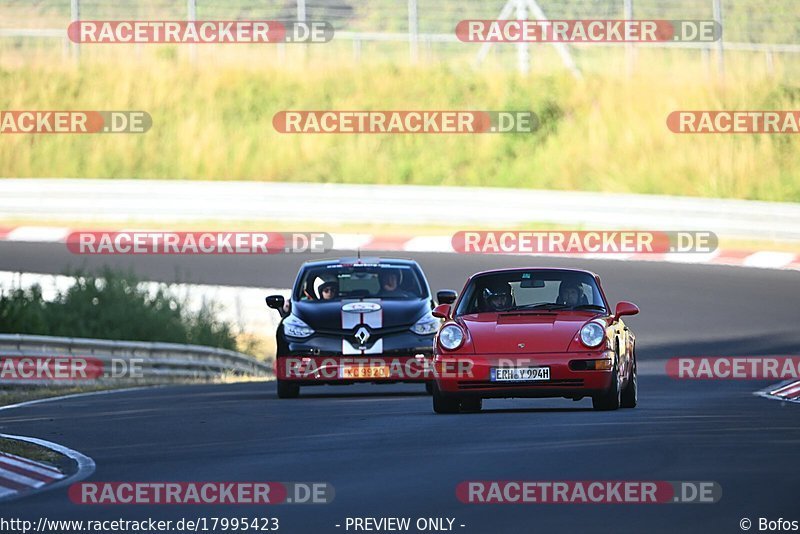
[432,386,460,414]
[592,365,621,411]
[460,397,482,413]
[620,356,637,409]
[276,379,300,399]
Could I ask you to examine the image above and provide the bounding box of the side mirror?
[267,295,289,318]
[613,301,639,322]
[436,290,457,305]
[266,295,285,309]
[432,303,451,320]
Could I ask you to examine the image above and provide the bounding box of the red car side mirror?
[613,301,639,322]
[432,303,451,320]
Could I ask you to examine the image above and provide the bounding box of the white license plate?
[491,367,550,382]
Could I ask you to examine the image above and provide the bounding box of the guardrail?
[0,333,272,386]
[1,179,799,242]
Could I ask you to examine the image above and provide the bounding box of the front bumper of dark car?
[275,331,435,384]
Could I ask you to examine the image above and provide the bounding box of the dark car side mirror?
[437,290,457,305]
[266,295,289,318]
[613,301,640,322]
[432,303,452,320]
[266,295,285,309]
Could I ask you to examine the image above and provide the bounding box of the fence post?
[712,0,724,78]
[408,0,419,63]
[187,0,197,64]
[765,49,774,77]
[516,0,530,75]
[70,0,80,61]
[624,0,634,76]
[297,0,307,62]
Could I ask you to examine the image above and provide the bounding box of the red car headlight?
[438,324,465,351]
[579,321,605,348]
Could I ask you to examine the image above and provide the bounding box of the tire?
[425,382,434,395]
[432,386,460,414]
[276,379,300,399]
[460,397,482,413]
[592,362,621,411]
[620,354,638,409]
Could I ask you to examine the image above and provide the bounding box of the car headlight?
[411,313,440,335]
[580,321,605,348]
[439,324,465,350]
[283,315,314,338]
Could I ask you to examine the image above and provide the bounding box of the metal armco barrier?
[0,333,272,386]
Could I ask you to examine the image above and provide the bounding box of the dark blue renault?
[266,257,455,398]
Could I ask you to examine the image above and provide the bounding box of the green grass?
[0,268,240,351]
[2,51,800,201]
[0,437,63,467]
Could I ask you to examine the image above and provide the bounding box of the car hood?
[293,298,431,331]
[460,311,602,353]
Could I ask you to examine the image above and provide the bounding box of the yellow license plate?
[340,366,391,379]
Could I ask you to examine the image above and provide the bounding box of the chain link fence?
[1,0,799,75]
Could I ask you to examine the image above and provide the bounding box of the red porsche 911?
[430,268,639,413]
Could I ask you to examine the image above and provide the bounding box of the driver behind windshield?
[480,282,513,312]
[313,276,339,301]
[557,281,584,307]
[378,268,411,298]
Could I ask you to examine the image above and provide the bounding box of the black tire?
[620,354,638,409]
[432,386,460,414]
[425,382,434,395]
[460,397,482,413]
[592,362,621,411]
[276,379,300,399]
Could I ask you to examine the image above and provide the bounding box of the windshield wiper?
[509,303,570,311]
[570,304,607,312]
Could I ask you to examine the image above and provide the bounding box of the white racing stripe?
[341,299,383,355]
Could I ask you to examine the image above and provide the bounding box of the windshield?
[296,263,427,302]
[455,270,607,315]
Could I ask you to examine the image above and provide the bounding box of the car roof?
[299,257,420,269]
[467,266,601,279]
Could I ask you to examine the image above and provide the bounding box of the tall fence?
[1,0,800,75]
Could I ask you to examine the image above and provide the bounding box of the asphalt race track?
[0,242,798,533]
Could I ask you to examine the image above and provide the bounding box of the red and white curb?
[0,227,799,271]
[327,234,800,271]
[756,381,800,403]
[0,451,65,499]
[0,433,96,502]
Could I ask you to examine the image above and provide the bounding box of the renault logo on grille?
[354,326,370,345]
